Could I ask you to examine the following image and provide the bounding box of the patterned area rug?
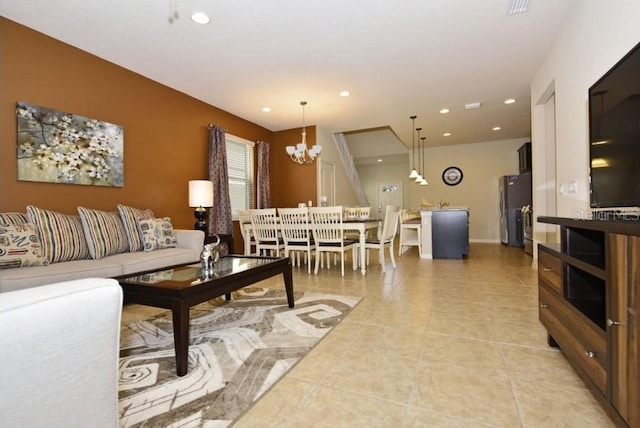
[118,288,361,427]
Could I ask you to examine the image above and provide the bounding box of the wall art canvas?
[16,101,124,187]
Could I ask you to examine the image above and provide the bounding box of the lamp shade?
[188,180,214,207]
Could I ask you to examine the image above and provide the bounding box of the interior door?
[376,182,403,218]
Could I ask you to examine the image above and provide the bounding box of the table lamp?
[188,180,214,232]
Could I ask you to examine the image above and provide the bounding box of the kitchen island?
[419,207,469,259]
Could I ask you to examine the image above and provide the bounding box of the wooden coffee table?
[118,255,293,376]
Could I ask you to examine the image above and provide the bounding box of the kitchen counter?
[420,207,469,259]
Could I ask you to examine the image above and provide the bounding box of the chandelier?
[285,101,322,164]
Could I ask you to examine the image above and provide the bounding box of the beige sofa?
[0,205,204,293]
[0,229,203,292]
[0,277,123,427]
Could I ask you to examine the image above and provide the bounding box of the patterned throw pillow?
[26,205,90,263]
[117,204,155,252]
[137,217,178,252]
[0,223,49,269]
[0,212,29,226]
[78,207,130,259]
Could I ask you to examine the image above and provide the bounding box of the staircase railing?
[333,132,368,206]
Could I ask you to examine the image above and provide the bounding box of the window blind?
[226,135,254,217]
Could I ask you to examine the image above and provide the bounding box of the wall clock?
[442,166,463,186]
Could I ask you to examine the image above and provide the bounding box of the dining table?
[241,217,380,275]
[342,218,381,275]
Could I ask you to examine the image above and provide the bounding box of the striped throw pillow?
[117,204,155,252]
[0,223,49,269]
[78,207,130,259]
[26,205,90,263]
[0,212,29,226]
[137,217,177,252]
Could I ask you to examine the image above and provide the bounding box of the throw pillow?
[117,204,155,252]
[0,212,29,226]
[78,207,130,259]
[0,223,49,269]
[26,205,90,263]
[137,217,178,252]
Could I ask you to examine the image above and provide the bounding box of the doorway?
[376,182,403,218]
[533,83,559,260]
[543,93,558,243]
[319,161,335,206]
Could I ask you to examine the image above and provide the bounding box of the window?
[226,134,254,218]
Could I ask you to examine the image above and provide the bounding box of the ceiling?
[1,0,576,161]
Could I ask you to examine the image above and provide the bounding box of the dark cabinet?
[609,234,640,428]
[518,142,532,173]
[537,216,640,428]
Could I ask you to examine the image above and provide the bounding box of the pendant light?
[420,136,428,185]
[414,127,423,183]
[408,115,418,178]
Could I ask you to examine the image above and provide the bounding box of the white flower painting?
[17,101,124,187]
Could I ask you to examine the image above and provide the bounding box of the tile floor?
[232,243,616,428]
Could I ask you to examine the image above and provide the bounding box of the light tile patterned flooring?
[233,243,616,428]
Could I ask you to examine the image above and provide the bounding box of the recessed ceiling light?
[339,90,350,97]
[443,132,451,137]
[377,159,383,163]
[492,126,502,131]
[504,98,516,104]
[261,107,271,112]
[439,108,450,114]
[191,12,210,24]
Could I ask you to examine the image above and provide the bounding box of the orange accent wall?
[0,18,276,230]
[0,17,322,251]
[271,127,318,208]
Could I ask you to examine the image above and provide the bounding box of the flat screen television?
[589,40,640,211]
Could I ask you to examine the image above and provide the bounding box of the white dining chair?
[398,209,422,256]
[249,208,284,256]
[344,207,358,220]
[376,205,395,238]
[344,206,372,243]
[238,209,256,255]
[309,206,358,276]
[278,207,313,274]
[365,206,400,273]
[356,206,371,219]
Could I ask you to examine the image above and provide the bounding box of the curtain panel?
[256,141,271,209]
[207,125,233,240]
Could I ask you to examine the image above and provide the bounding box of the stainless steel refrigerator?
[499,173,532,246]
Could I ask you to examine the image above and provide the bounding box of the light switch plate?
[568,180,577,194]
[559,184,565,195]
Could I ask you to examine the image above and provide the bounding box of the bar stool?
[398,209,421,256]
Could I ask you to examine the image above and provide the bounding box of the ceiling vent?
[508,0,529,15]
[464,102,481,110]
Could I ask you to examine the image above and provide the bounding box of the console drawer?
[538,249,563,295]
[539,286,607,393]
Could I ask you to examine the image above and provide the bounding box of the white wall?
[356,159,411,210]
[531,0,640,220]
[359,138,528,242]
[315,126,360,207]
